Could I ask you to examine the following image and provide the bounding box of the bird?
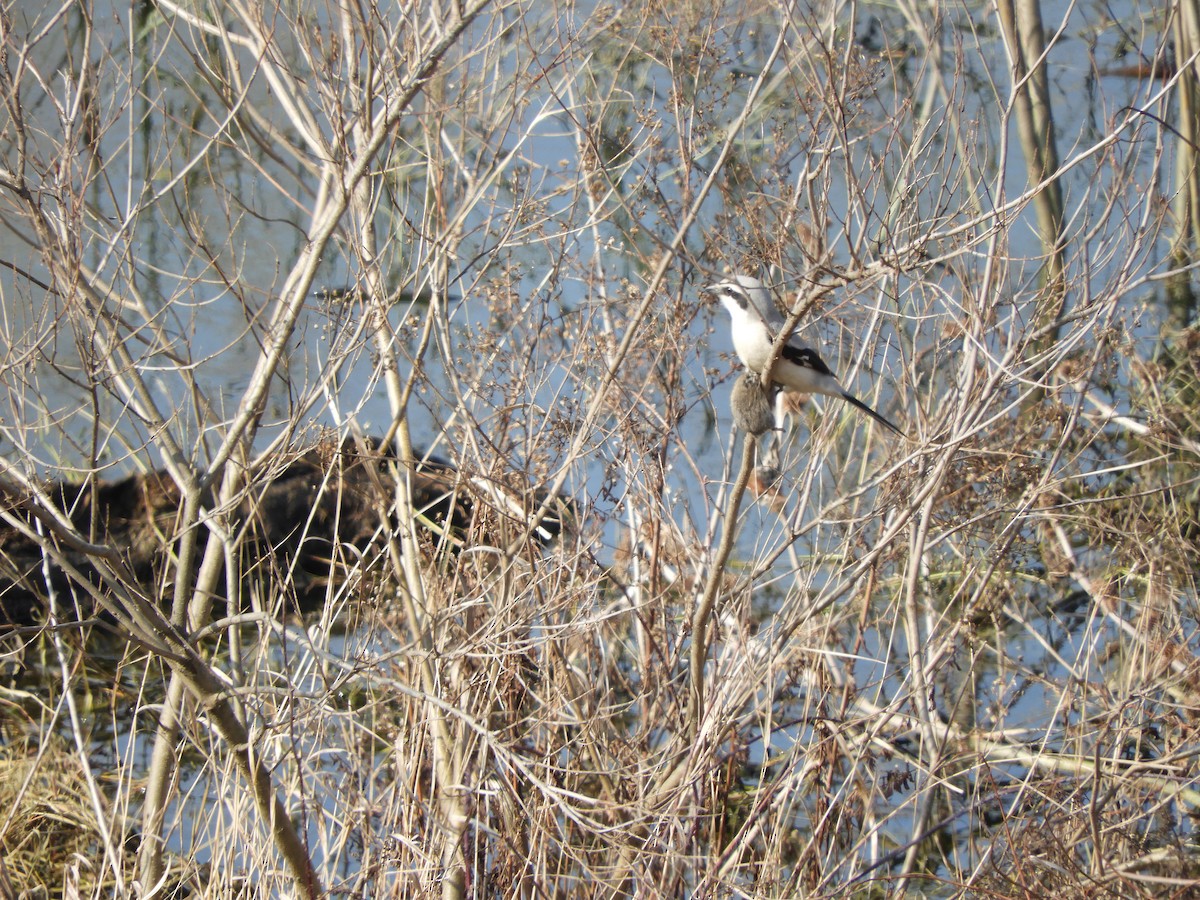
[705,273,904,436]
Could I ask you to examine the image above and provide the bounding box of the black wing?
[780,342,836,377]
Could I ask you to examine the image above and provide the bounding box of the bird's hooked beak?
[701,284,731,316]
[703,281,746,316]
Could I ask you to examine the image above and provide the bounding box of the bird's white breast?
[729,317,773,373]
[723,296,778,365]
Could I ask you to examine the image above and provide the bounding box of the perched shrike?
[706,274,904,436]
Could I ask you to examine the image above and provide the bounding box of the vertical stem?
[898,491,942,885]
[138,677,186,894]
[997,0,1067,335]
[1169,0,1200,322]
[688,433,756,740]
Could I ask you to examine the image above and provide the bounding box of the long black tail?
[842,393,905,437]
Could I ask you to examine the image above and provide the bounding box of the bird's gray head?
[703,274,780,324]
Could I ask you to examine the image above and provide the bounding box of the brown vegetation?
[0,0,1197,897]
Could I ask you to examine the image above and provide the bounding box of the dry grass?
[0,0,1198,897]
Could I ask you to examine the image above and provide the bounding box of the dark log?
[0,438,570,627]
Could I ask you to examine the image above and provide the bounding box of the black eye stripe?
[724,285,749,309]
